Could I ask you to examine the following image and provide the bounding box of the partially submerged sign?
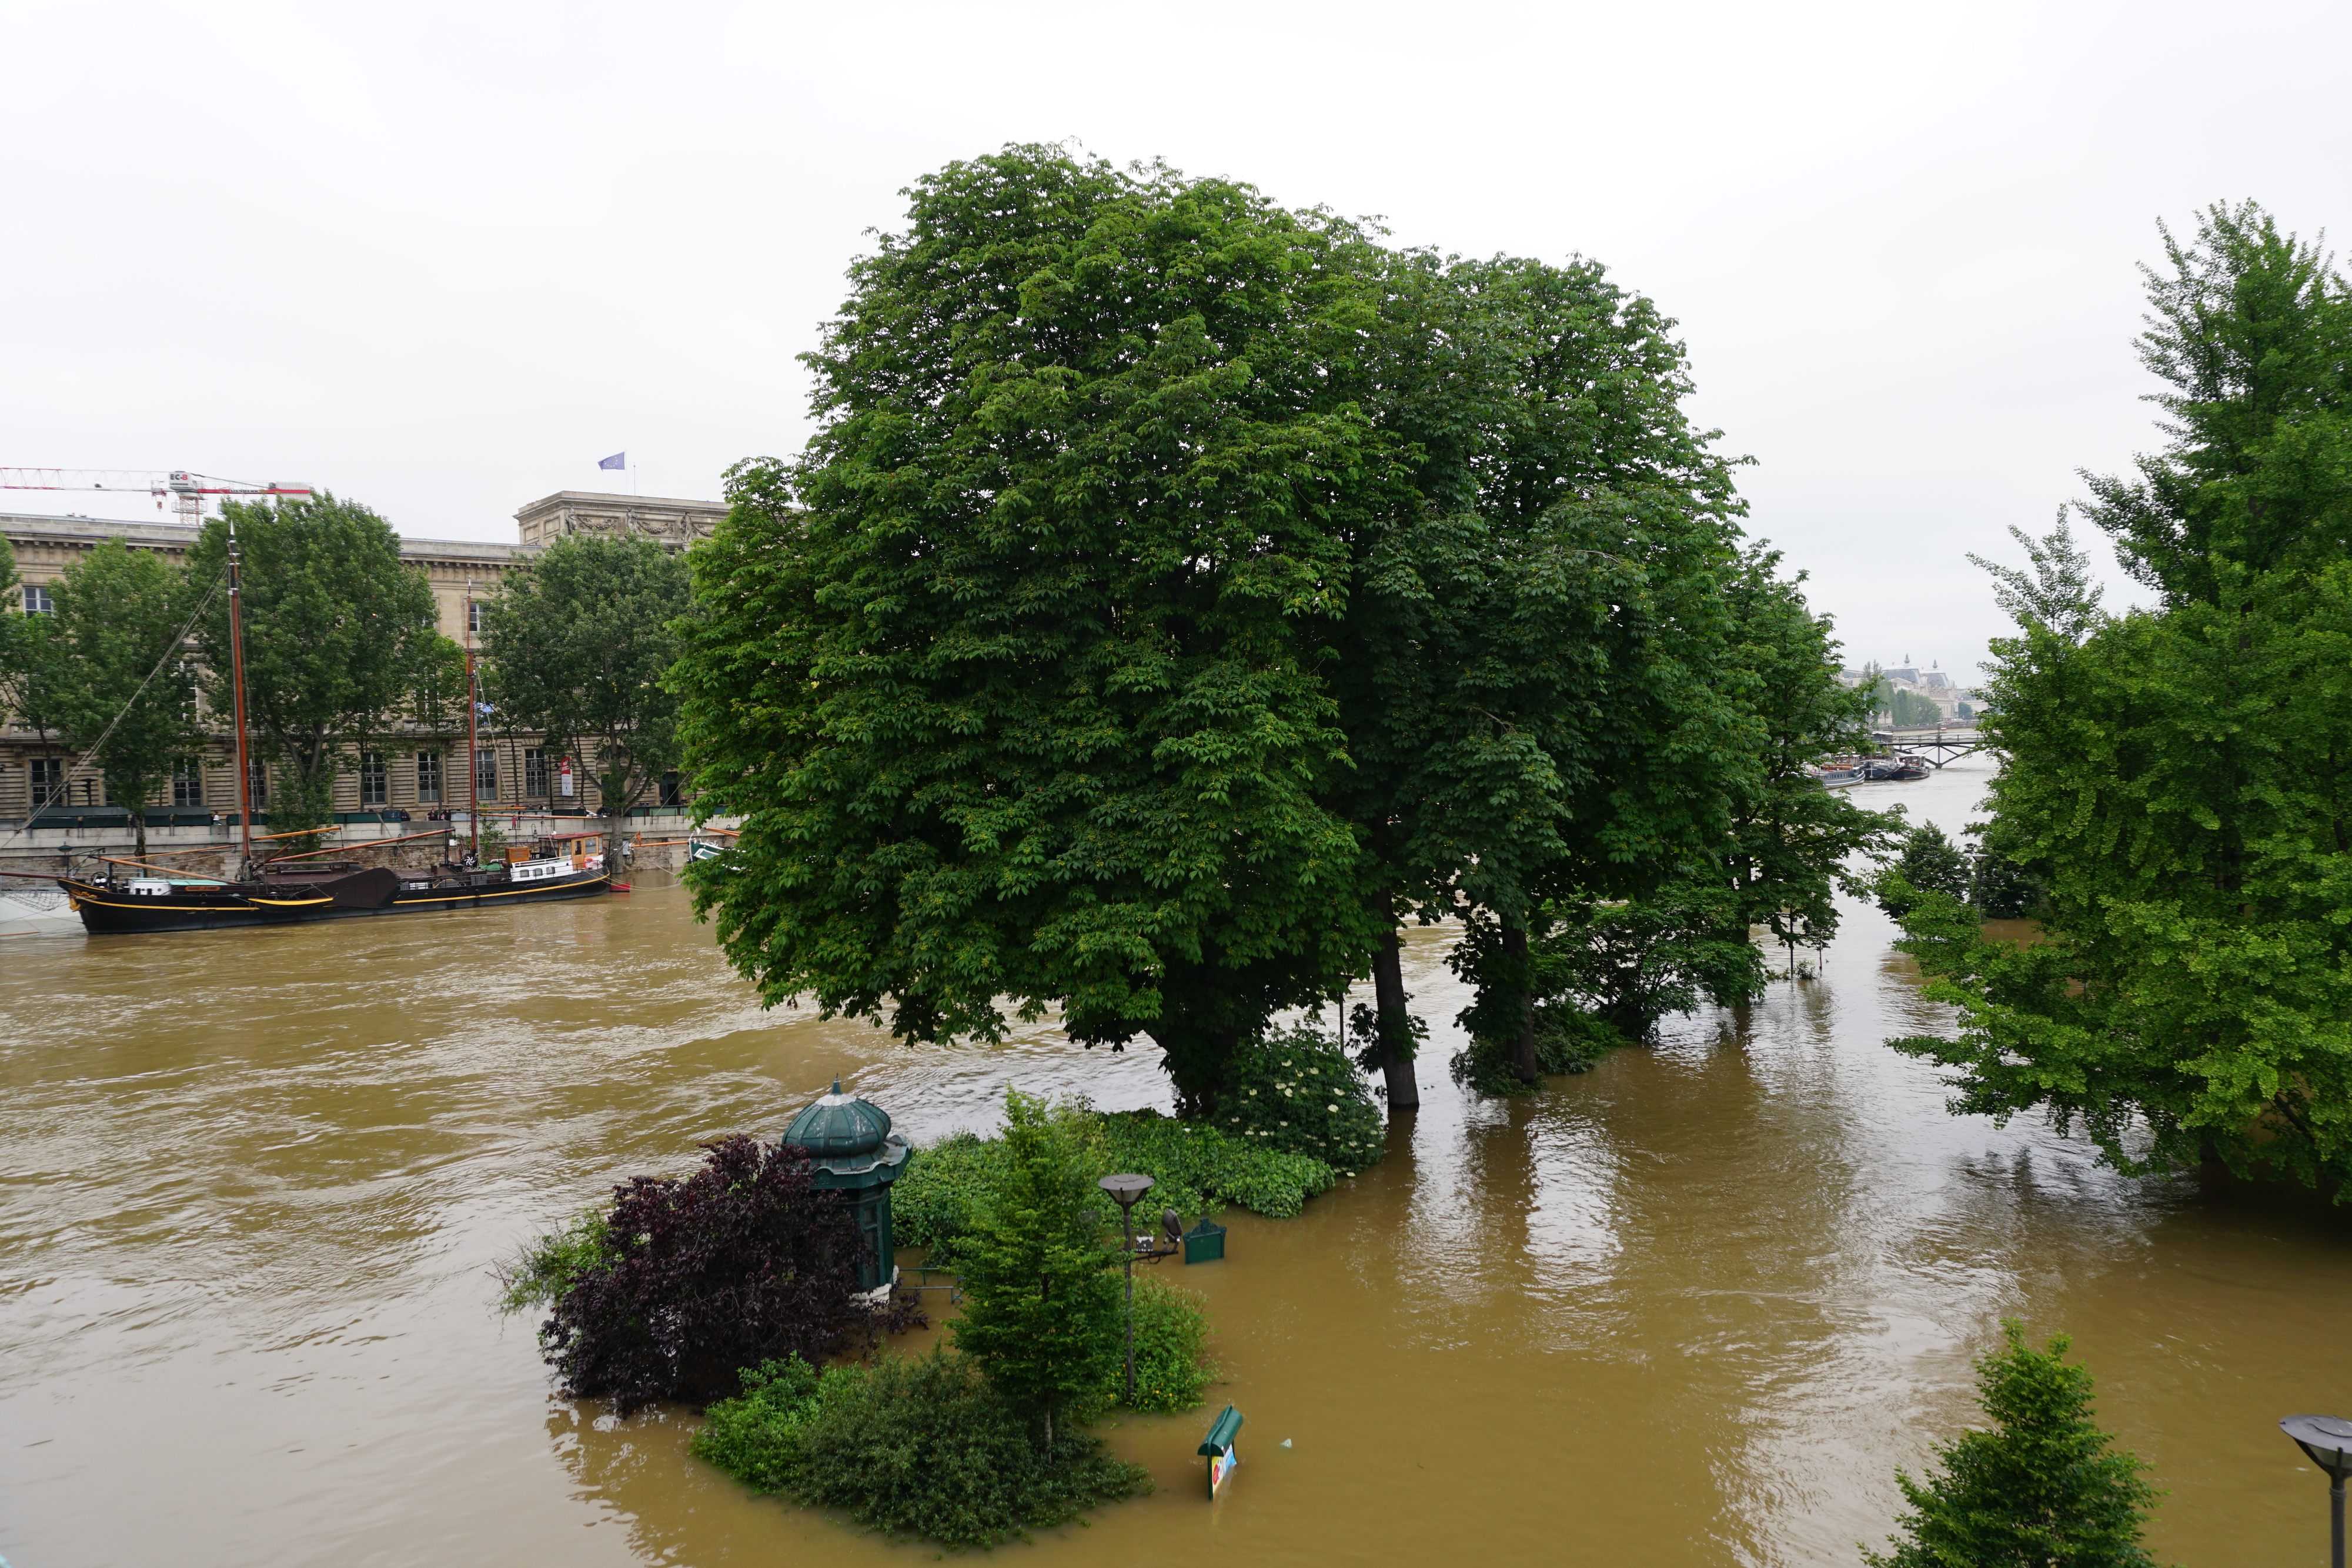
[1197,1403,1243,1497]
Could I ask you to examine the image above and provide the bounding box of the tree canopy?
[677,145,1879,1112]
[1895,202,2352,1192]
[479,531,690,862]
[19,540,208,855]
[188,495,442,841]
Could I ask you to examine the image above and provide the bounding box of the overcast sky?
[9,0,2347,682]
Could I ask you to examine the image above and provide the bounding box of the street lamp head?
[2283,1416,2352,1480]
[1097,1172,1154,1209]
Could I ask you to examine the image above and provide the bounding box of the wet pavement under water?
[5,757,2350,1566]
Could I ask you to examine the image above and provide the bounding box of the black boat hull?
[60,871,613,934]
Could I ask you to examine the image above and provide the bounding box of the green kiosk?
[783,1081,910,1296]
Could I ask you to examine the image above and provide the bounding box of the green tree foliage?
[949,1089,1124,1443]
[1877,823,1972,920]
[188,496,441,842]
[1865,1322,2166,1568]
[480,533,689,866]
[1967,818,2043,920]
[674,148,1386,1116]
[1895,205,2352,1191]
[1445,554,1891,1088]
[678,146,1880,1112]
[1454,881,1752,1054]
[692,1350,1148,1549]
[2084,203,2352,603]
[25,540,207,856]
[1331,254,1780,1090]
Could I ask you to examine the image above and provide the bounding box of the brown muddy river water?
[6,759,2350,1566]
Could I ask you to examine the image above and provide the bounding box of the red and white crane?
[0,469,313,524]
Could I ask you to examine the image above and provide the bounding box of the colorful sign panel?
[1208,1443,1237,1497]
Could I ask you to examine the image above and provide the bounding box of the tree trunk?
[1372,928,1419,1112]
[1502,919,1539,1084]
[604,807,626,880]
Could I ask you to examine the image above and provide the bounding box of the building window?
[247,758,269,806]
[30,757,64,808]
[171,758,205,808]
[21,583,53,615]
[475,746,498,801]
[523,748,548,798]
[416,751,443,804]
[359,751,387,806]
[467,599,482,634]
[659,770,684,807]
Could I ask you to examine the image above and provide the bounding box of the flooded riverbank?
[5,757,2349,1566]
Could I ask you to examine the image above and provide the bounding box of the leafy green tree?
[1887,687,1943,726]
[1331,249,1769,1089]
[31,540,206,857]
[948,1089,1122,1446]
[1713,553,1897,944]
[188,496,442,844]
[1895,205,2352,1191]
[1970,510,2107,641]
[2083,202,2352,603]
[1866,1321,2166,1568]
[1878,823,1972,920]
[674,147,1389,1116]
[479,532,688,867]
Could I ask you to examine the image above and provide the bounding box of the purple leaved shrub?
[540,1134,918,1414]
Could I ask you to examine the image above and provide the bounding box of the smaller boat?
[1859,755,1931,782]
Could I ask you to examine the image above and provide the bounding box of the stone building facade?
[0,491,723,825]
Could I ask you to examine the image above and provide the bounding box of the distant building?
[514,490,727,551]
[1,488,724,824]
[1835,660,1978,723]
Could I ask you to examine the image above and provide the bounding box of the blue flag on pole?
[598,452,626,470]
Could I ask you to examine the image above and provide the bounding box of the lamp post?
[1098,1173,1154,1403]
[2283,1415,2352,1568]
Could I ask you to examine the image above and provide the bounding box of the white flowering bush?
[1217,1025,1385,1175]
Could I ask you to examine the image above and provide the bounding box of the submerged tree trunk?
[1372,928,1419,1112]
[1502,919,1539,1084]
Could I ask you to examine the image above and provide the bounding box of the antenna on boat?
[227,513,255,875]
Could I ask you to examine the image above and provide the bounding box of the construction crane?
[0,469,313,524]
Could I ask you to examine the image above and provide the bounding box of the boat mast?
[227,516,254,873]
[465,580,480,867]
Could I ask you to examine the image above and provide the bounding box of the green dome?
[784,1081,892,1159]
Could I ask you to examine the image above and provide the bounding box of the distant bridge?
[1872,727,1989,768]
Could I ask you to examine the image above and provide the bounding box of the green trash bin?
[1181,1216,1226,1264]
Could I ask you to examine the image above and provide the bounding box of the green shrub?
[1212,1024,1386,1173]
[492,1206,616,1315]
[1450,1005,1625,1096]
[1096,1109,1337,1219]
[891,1131,1012,1258]
[693,1350,1150,1549]
[899,1089,1357,1259]
[1112,1273,1213,1414]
